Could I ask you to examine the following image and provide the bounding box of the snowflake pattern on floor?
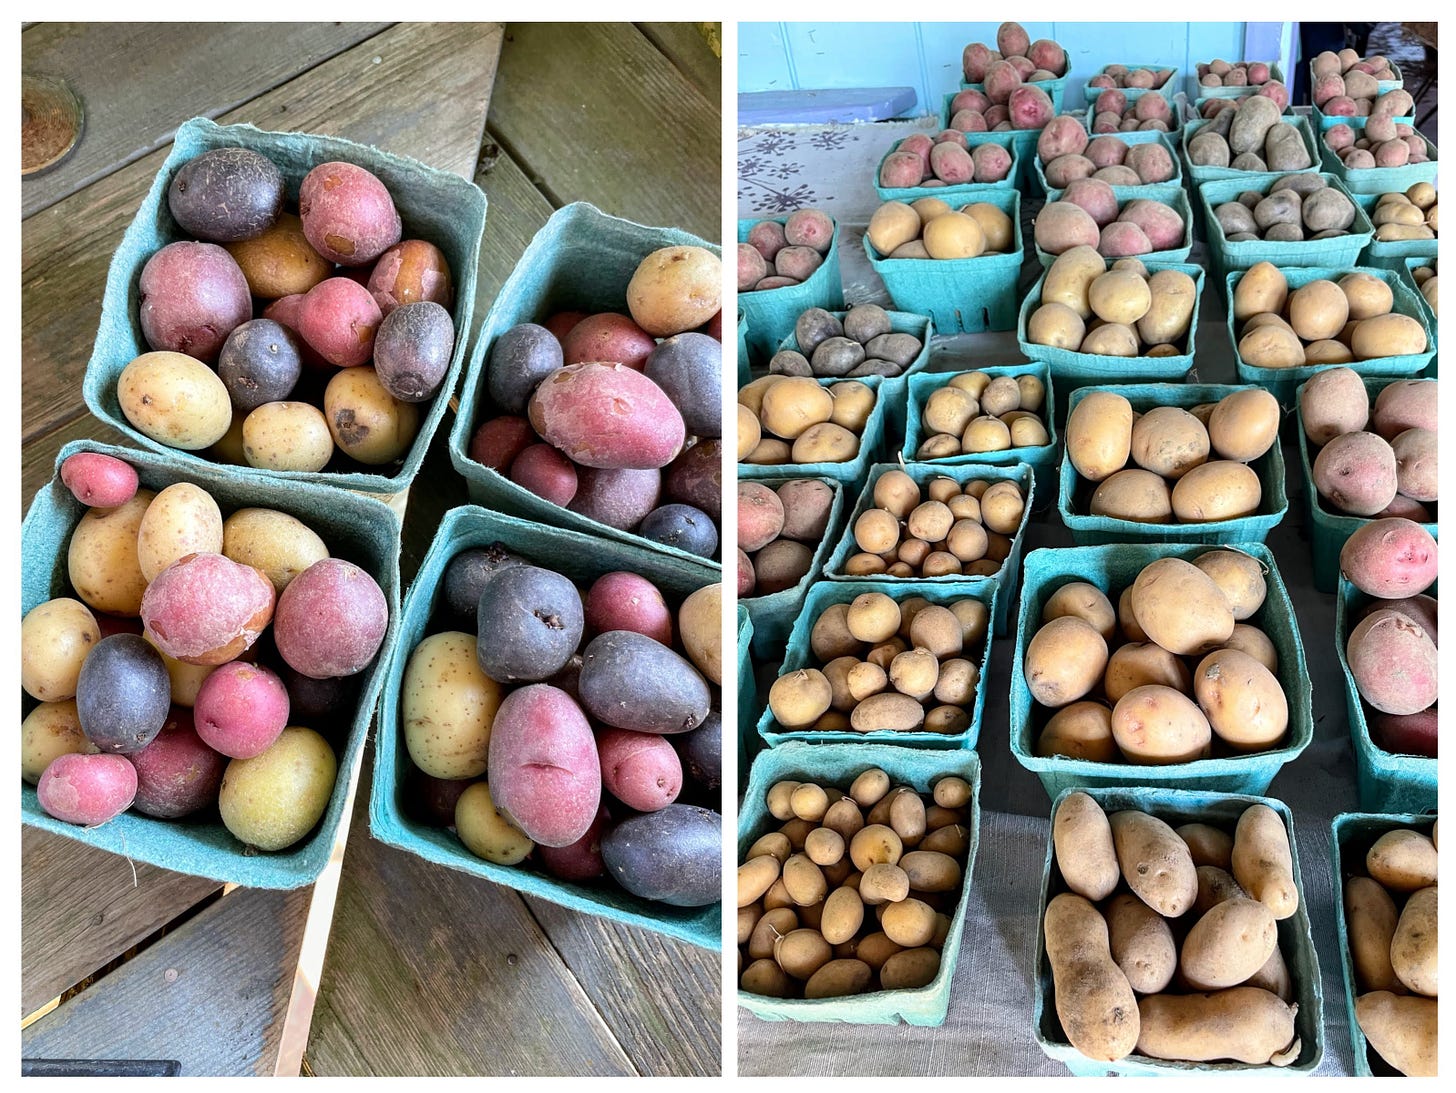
[738,126,863,213]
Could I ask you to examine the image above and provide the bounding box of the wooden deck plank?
[488,23,720,240]
[20,22,391,218]
[471,137,558,318]
[21,885,310,1076]
[636,22,722,103]
[20,828,222,1019]
[521,898,722,1077]
[21,20,502,446]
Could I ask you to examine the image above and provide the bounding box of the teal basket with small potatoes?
[1034,184,1193,269]
[1402,256,1437,334]
[863,190,1022,334]
[737,742,981,1026]
[1081,65,1181,107]
[369,504,721,950]
[1334,575,1438,814]
[1197,173,1375,283]
[822,461,1035,637]
[935,114,1041,192]
[1035,130,1183,203]
[1009,542,1312,802]
[740,475,847,660]
[956,75,1068,113]
[1226,265,1436,406]
[1310,106,1414,133]
[1293,376,1438,593]
[756,577,999,750]
[737,310,751,387]
[1317,132,1437,196]
[1195,63,1286,99]
[20,440,402,890]
[82,116,487,504]
[902,363,1060,507]
[735,214,844,361]
[1180,115,1321,186]
[1016,262,1204,410]
[1307,59,1404,98]
[1330,811,1437,1077]
[1035,786,1324,1076]
[737,606,758,796]
[1350,192,1438,271]
[1058,384,1289,547]
[874,140,1019,204]
[739,373,892,489]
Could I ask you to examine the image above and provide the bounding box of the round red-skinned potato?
[536,802,610,881]
[584,571,673,645]
[487,683,602,847]
[598,727,682,812]
[468,415,536,474]
[273,558,388,679]
[129,707,227,819]
[297,277,383,368]
[528,363,686,469]
[193,661,291,758]
[298,161,402,266]
[562,313,657,370]
[1371,709,1438,757]
[509,443,578,506]
[60,452,139,509]
[367,238,453,315]
[138,241,252,362]
[36,752,138,826]
[626,246,722,336]
[1340,518,1438,598]
[140,552,276,666]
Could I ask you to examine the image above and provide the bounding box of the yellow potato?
[1366,829,1439,891]
[1111,685,1213,765]
[1037,701,1117,762]
[402,631,503,780]
[1389,885,1437,996]
[1208,388,1280,462]
[21,700,96,784]
[1170,460,1262,522]
[1109,809,1198,917]
[1025,616,1108,707]
[1192,549,1266,620]
[66,490,156,617]
[221,508,329,594]
[964,202,1014,252]
[1129,557,1235,656]
[1105,891,1176,994]
[118,351,233,450]
[1232,261,1288,321]
[1138,269,1198,345]
[455,781,533,865]
[1129,406,1209,479]
[1180,895,1278,990]
[760,376,833,440]
[135,481,224,583]
[243,401,334,472]
[1232,804,1299,920]
[1194,648,1288,751]
[20,598,100,703]
[1044,893,1140,1062]
[867,200,922,255]
[1067,390,1133,481]
[1043,245,1106,319]
[1052,791,1120,901]
[1355,992,1437,1076]
[1090,468,1173,523]
[1137,987,1300,1065]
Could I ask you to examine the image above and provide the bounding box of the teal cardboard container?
[1330,811,1437,1077]
[1010,543,1312,801]
[1293,376,1438,593]
[1058,384,1289,547]
[1034,130,1182,202]
[1334,576,1437,814]
[369,505,721,950]
[1311,106,1414,133]
[740,373,892,488]
[737,606,759,796]
[821,461,1034,637]
[738,742,981,1025]
[1351,192,1438,271]
[1035,786,1324,1076]
[1017,262,1204,404]
[1180,116,1320,185]
[863,191,1022,334]
[1317,132,1437,195]
[903,363,1060,507]
[1081,66,1180,107]
[20,440,402,889]
[741,475,847,658]
[737,310,751,387]
[737,215,845,360]
[1195,63,1286,99]
[873,142,1018,204]
[82,116,486,501]
[1034,185,1193,269]
[1197,173,1375,282]
[449,203,723,568]
[756,577,999,750]
[1226,265,1436,405]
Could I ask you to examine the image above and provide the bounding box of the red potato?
[1035,202,1101,254]
[951,88,991,115]
[738,549,756,597]
[972,143,1013,183]
[468,415,536,474]
[784,209,834,253]
[1086,137,1129,169]
[739,481,785,552]
[273,558,388,679]
[597,727,682,812]
[508,443,579,506]
[259,294,331,372]
[1008,86,1054,131]
[1347,610,1439,715]
[1038,116,1090,162]
[543,310,589,344]
[1340,518,1438,598]
[774,247,823,282]
[747,220,788,262]
[1371,709,1438,758]
[129,709,227,818]
[562,312,657,370]
[487,684,602,847]
[569,467,662,530]
[537,802,610,881]
[983,60,1022,106]
[193,662,291,759]
[1100,222,1153,257]
[366,239,453,315]
[298,161,402,266]
[1064,180,1119,228]
[402,768,476,827]
[584,572,673,645]
[739,244,769,290]
[297,277,383,368]
[962,43,996,84]
[37,753,138,826]
[996,21,1030,58]
[138,241,252,363]
[1126,143,1175,184]
[1360,594,1438,643]
[1313,431,1398,515]
[1372,380,1438,439]
[950,110,988,133]
[60,452,139,509]
[1118,200,1184,251]
[1028,39,1066,75]
[664,439,723,523]
[881,152,926,189]
[140,552,276,666]
[528,363,686,470]
[930,142,975,184]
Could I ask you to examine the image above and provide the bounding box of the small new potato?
[242,402,334,473]
[626,245,723,337]
[218,726,337,851]
[21,598,101,703]
[221,508,329,594]
[403,631,503,780]
[456,782,534,865]
[136,482,224,583]
[66,491,155,617]
[324,367,421,465]
[118,352,233,451]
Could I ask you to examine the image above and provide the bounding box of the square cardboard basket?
[1034,786,1324,1076]
[1009,542,1313,802]
[737,214,844,361]
[738,742,981,1026]
[369,505,721,951]
[739,374,893,489]
[21,440,402,889]
[1330,811,1437,1077]
[737,606,759,797]
[82,116,486,504]
[449,202,723,569]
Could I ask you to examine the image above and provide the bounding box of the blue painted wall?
[740,21,1262,116]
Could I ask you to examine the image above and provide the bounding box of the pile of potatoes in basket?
[914,370,1050,460]
[1339,516,1439,759]
[1301,372,1436,520]
[738,768,974,999]
[880,132,1012,189]
[400,547,722,907]
[1234,264,1429,369]
[740,210,836,292]
[866,198,1015,261]
[1088,90,1176,134]
[1342,823,1438,1076]
[1066,388,1278,524]
[1028,552,1289,765]
[1323,119,1431,172]
[1311,49,1404,115]
[1036,192,1185,259]
[1186,96,1312,172]
[1196,59,1284,93]
[1089,65,1176,92]
[21,452,390,847]
[737,478,837,598]
[1037,118,1177,189]
[844,470,1025,579]
[955,22,1066,134]
[1028,250,1196,358]
[1368,184,1439,242]
[1411,261,1438,316]
[739,375,876,467]
[769,593,989,737]
[771,305,924,379]
[1211,174,1360,243]
[1046,794,1303,1065]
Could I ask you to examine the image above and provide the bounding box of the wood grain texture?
[20,22,390,218]
[22,885,310,1075]
[488,23,720,240]
[21,21,502,444]
[471,137,557,316]
[636,23,722,103]
[20,828,221,1018]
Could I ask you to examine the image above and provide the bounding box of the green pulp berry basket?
[1035,786,1324,1076]
[736,214,845,361]
[936,105,1043,192]
[1317,131,1437,196]
[1009,542,1312,801]
[1081,65,1180,107]
[737,606,759,796]
[1034,184,1193,268]
[737,310,751,388]
[1351,192,1438,271]
[1180,115,1321,186]
[1035,130,1183,203]
[738,742,981,1025]
[1058,384,1289,547]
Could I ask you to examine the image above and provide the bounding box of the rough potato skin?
[474,563,584,684]
[140,553,276,666]
[138,241,252,362]
[1044,893,1140,1062]
[373,300,454,402]
[569,467,662,530]
[486,684,601,847]
[528,362,686,470]
[1339,518,1438,598]
[36,753,137,826]
[1136,988,1299,1064]
[272,558,388,680]
[298,161,402,266]
[218,318,303,413]
[168,147,284,242]
[1109,810,1198,917]
[367,238,453,315]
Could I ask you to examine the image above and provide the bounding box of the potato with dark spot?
[298,161,401,266]
[580,630,711,734]
[168,147,284,242]
[138,242,252,362]
[273,558,388,679]
[75,633,171,754]
[218,318,302,412]
[486,323,565,415]
[367,238,453,315]
[602,802,721,906]
[474,564,583,684]
[129,709,227,819]
[487,684,601,846]
[324,367,420,464]
[36,753,137,826]
[141,552,276,666]
[403,631,502,780]
[119,352,234,451]
[21,701,96,784]
[219,726,337,850]
[21,597,100,702]
[372,300,454,403]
